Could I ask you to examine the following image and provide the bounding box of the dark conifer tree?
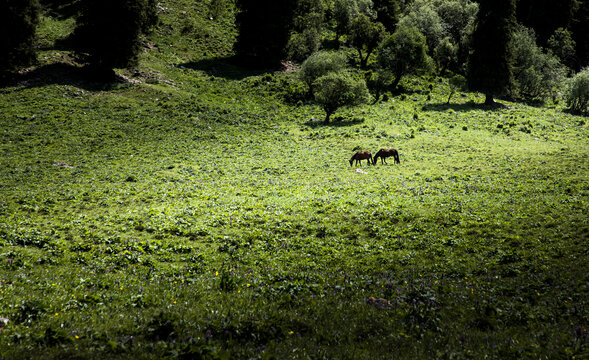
[571,0,589,69]
[234,0,297,67]
[0,0,41,81]
[72,0,157,78]
[467,0,516,105]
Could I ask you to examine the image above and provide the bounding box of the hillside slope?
[0,1,588,359]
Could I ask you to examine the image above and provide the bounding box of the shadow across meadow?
[179,56,272,80]
[4,63,133,91]
[422,101,510,112]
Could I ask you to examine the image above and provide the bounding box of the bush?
[566,67,589,113]
[300,51,348,94]
[287,28,321,63]
[313,71,369,122]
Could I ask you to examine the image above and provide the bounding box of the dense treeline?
[233,0,588,111]
[1,0,588,111]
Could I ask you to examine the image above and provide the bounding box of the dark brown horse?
[373,149,400,165]
[349,151,373,167]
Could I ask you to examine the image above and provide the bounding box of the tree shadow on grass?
[304,117,366,128]
[4,63,134,91]
[422,101,510,113]
[179,56,275,80]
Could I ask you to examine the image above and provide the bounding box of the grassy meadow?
[0,1,588,358]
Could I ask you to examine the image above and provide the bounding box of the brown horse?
[349,151,373,167]
[373,149,400,165]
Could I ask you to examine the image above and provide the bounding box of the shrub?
[313,71,369,123]
[287,28,321,63]
[300,51,348,94]
[566,67,589,113]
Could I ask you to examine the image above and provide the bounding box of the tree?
[72,0,157,78]
[397,0,477,74]
[349,14,386,68]
[397,2,446,54]
[313,71,369,123]
[434,37,458,75]
[0,0,40,82]
[376,23,429,90]
[334,0,358,41]
[365,69,393,103]
[570,0,589,69]
[300,51,348,95]
[467,0,516,105]
[447,74,466,103]
[372,0,400,33]
[548,28,576,72]
[234,0,297,67]
[512,25,567,100]
[566,67,589,113]
[333,0,376,41]
[287,0,327,62]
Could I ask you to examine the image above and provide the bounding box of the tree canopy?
[376,23,429,90]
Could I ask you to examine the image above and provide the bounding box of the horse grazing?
[373,149,400,165]
[349,151,373,167]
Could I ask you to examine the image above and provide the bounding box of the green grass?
[0,1,588,359]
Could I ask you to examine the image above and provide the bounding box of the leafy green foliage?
[286,0,328,62]
[512,25,567,101]
[372,0,400,32]
[377,23,429,89]
[547,27,577,72]
[566,67,589,113]
[397,0,477,73]
[333,0,376,40]
[349,14,386,68]
[313,71,369,122]
[300,50,348,93]
[434,36,457,74]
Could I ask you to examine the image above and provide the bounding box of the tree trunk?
[447,90,455,104]
[391,70,403,90]
[484,93,495,105]
[324,110,332,123]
